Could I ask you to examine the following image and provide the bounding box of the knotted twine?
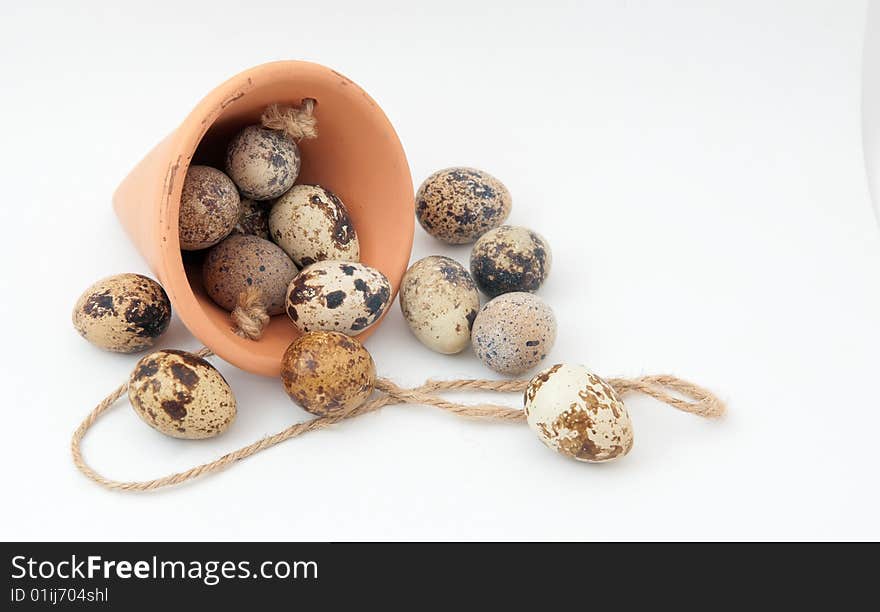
[71,346,725,492]
[229,100,319,340]
[231,287,270,340]
[261,99,318,140]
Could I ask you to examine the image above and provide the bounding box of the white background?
[1,0,878,541]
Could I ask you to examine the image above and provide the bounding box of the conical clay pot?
[113,61,414,376]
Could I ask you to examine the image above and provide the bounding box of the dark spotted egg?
[128,349,236,439]
[524,364,634,463]
[415,167,511,244]
[285,261,391,336]
[269,184,360,267]
[72,273,171,353]
[470,225,551,297]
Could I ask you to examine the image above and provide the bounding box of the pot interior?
[170,64,414,376]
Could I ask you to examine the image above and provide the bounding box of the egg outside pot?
[113,61,414,376]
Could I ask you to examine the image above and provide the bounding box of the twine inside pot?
[231,287,270,340]
[261,99,318,141]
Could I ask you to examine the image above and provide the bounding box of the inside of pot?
[170,70,414,374]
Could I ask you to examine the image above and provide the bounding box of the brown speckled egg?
[232,198,271,239]
[128,349,236,439]
[471,292,556,375]
[286,261,391,335]
[415,167,511,244]
[202,234,298,315]
[470,225,552,297]
[225,125,300,200]
[399,256,479,354]
[178,165,241,251]
[524,364,634,463]
[269,184,360,267]
[72,273,171,353]
[281,332,376,416]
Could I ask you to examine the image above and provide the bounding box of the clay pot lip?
[152,60,414,377]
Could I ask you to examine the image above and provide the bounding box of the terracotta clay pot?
[114,61,414,376]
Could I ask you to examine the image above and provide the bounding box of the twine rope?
[71,348,724,492]
[261,99,318,140]
[231,287,270,340]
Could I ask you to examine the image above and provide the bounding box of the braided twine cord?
[71,348,724,492]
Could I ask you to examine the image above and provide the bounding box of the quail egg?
[280,332,376,416]
[470,225,552,297]
[226,125,300,200]
[415,167,511,244]
[72,273,171,353]
[128,349,236,439]
[471,292,556,375]
[399,256,479,354]
[285,261,391,335]
[178,165,241,251]
[202,234,298,315]
[524,364,634,463]
[269,184,359,267]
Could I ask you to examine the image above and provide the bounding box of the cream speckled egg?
[471,292,556,375]
[399,256,479,354]
[415,167,511,244]
[72,273,172,353]
[269,184,360,267]
[281,332,376,416]
[225,125,300,200]
[286,261,391,335]
[178,165,241,251]
[128,349,236,439]
[202,234,299,315]
[524,364,634,463]
[470,225,552,297]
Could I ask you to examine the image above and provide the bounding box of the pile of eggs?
[71,117,635,464]
[178,118,392,338]
[403,167,555,375]
[178,141,558,377]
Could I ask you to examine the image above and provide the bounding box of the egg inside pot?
[112,62,415,376]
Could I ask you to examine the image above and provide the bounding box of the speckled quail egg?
[470,225,552,297]
[399,256,480,354]
[471,292,556,375]
[128,349,236,439]
[285,261,391,335]
[72,273,171,353]
[524,364,634,463]
[178,165,241,251]
[232,198,271,239]
[202,234,298,315]
[415,167,512,244]
[226,125,300,200]
[281,332,376,416]
[269,184,360,267]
